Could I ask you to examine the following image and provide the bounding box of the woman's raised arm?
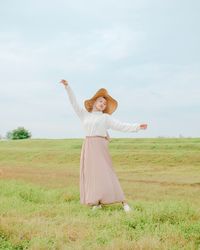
[60,79,87,120]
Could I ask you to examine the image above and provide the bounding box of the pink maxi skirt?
[80,135,126,206]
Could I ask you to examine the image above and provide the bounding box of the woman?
[60,79,147,212]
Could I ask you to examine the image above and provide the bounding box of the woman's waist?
[85,135,107,138]
[85,135,110,141]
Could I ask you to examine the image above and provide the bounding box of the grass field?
[0,138,200,250]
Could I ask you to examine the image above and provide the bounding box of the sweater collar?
[91,110,103,114]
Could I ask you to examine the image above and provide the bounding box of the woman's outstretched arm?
[105,113,147,132]
[60,79,87,120]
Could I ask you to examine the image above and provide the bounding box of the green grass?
[0,138,200,250]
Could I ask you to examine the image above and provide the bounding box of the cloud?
[0,0,199,138]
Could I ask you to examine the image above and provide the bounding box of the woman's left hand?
[140,124,148,129]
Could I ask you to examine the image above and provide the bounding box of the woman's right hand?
[60,79,69,86]
[140,124,148,130]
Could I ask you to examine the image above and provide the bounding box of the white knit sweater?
[65,84,141,137]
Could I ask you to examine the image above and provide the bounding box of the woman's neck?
[92,110,102,113]
[92,108,102,112]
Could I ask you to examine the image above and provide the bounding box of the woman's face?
[93,96,107,111]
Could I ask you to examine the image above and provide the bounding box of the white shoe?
[123,204,132,213]
[92,204,102,210]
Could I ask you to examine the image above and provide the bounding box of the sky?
[0,0,199,139]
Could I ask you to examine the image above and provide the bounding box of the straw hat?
[84,88,118,114]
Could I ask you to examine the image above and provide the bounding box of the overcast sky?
[0,0,199,139]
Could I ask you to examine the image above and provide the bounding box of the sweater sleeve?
[106,114,141,132]
[64,84,87,120]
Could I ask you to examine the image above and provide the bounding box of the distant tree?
[6,127,32,140]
